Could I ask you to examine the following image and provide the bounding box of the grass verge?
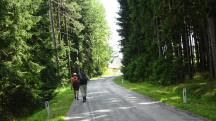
[20,86,73,121]
[114,76,216,121]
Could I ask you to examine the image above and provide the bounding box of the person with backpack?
[78,70,89,102]
[71,73,79,100]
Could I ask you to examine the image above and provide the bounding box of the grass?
[20,86,74,121]
[91,68,122,80]
[114,76,216,121]
[103,68,122,77]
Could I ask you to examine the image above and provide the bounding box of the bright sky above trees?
[100,0,122,68]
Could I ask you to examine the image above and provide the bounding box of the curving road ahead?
[65,77,209,121]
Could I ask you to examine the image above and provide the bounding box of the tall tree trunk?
[63,9,71,77]
[57,0,62,45]
[207,17,216,77]
[188,26,194,76]
[156,17,161,57]
[49,0,60,77]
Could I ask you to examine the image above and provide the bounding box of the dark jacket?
[78,71,89,85]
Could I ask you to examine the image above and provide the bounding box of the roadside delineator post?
[45,101,51,118]
[183,88,187,103]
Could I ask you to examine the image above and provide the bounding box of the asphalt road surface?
[65,77,209,121]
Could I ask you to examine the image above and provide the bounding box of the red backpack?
[71,76,79,84]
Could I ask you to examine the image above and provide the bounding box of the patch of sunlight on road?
[104,98,118,100]
[109,99,121,103]
[81,112,91,115]
[65,116,84,120]
[128,96,137,99]
[80,119,91,121]
[125,96,139,102]
[104,98,121,103]
[118,106,136,110]
[94,109,112,113]
[138,101,161,105]
[87,91,109,95]
[94,115,108,119]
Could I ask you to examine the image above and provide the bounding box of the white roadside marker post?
[183,88,187,103]
[45,101,51,118]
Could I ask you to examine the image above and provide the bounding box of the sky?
[100,0,122,68]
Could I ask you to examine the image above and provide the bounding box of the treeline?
[0,0,111,120]
[118,0,216,85]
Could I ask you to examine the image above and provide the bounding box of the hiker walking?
[78,70,89,102]
[71,73,80,100]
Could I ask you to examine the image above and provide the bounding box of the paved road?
[65,77,209,121]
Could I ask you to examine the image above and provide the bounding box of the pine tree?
[0,0,112,120]
[118,0,215,85]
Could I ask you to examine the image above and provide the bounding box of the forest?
[118,0,216,85]
[0,0,112,120]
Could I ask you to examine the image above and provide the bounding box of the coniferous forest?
[0,0,112,120]
[118,0,216,85]
[1,0,216,120]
